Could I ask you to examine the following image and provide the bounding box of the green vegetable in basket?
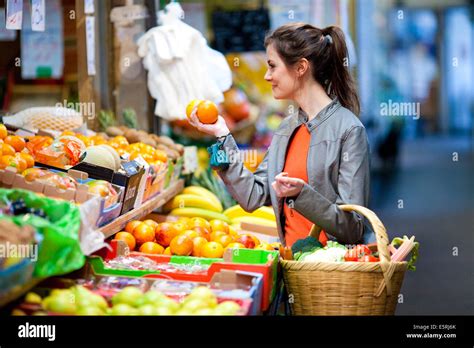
[291,236,322,255]
[296,240,347,262]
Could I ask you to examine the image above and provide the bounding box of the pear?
[110,304,138,316]
[214,301,241,315]
[25,292,42,304]
[138,304,156,316]
[111,286,143,307]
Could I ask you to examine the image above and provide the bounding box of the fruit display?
[113,213,279,259]
[189,168,236,210]
[21,285,244,316]
[32,136,86,168]
[0,132,36,173]
[104,127,184,161]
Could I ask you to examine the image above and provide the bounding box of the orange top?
[283,125,328,247]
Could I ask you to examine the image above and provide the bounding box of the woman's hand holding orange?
[188,108,230,138]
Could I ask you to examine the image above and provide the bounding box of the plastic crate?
[97,244,279,311]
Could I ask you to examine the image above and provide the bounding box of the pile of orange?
[112,216,279,258]
[0,128,35,172]
[124,142,167,167]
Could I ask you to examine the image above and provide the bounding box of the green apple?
[111,287,143,307]
[154,307,175,316]
[76,306,105,316]
[174,309,194,316]
[194,308,215,316]
[25,292,42,304]
[110,304,138,316]
[139,290,167,306]
[155,296,180,313]
[89,293,108,310]
[181,298,211,313]
[186,287,217,308]
[214,301,241,315]
[46,295,77,314]
[138,304,156,316]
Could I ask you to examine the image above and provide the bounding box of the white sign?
[6,0,23,30]
[182,146,198,174]
[84,0,95,15]
[86,16,96,76]
[0,8,17,40]
[21,0,63,79]
[31,0,45,32]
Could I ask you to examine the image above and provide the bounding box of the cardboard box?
[69,160,144,214]
[0,166,124,227]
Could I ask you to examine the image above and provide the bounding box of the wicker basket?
[280,204,408,316]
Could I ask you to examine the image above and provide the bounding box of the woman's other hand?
[188,108,230,138]
[271,172,305,198]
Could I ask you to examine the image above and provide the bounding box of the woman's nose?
[264,70,272,81]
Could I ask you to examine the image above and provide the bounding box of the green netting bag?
[0,189,85,277]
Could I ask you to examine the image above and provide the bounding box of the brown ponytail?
[265,23,360,115]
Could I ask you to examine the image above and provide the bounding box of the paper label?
[6,0,23,30]
[31,0,45,32]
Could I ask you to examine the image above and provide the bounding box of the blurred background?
[0,0,472,314]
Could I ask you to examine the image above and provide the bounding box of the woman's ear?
[296,58,310,77]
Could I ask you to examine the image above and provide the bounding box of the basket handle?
[310,204,396,296]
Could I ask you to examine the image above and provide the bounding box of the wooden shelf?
[100,179,184,238]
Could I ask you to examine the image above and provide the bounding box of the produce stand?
[0,1,421,321]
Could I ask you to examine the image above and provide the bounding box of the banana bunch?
[224,205,277,228]
[165,186,230,222]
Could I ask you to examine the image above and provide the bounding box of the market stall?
[0,0,420,318]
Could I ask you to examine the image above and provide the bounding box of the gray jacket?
[217,98,370,246]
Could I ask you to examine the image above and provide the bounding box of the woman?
[189,23,370,247]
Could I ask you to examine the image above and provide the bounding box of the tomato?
[344,248,358,262]
[355,244,371,256]
[345,244,372,261]
[359,255,379,262]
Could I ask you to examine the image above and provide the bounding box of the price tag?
[31,0,45,32]
[6,0,23,30]
[84,0,95,15]
[85,16,96,76]
[182,146,198,174]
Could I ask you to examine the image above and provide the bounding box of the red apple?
[235,235,256,249]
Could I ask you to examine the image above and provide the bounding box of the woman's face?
[264,44,298,100]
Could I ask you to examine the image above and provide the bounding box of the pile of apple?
[114,216,280,259]
[18,285,242,316]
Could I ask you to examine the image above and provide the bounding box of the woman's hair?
[264,23,360,115]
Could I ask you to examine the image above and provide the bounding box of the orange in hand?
[196,101,218,124]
